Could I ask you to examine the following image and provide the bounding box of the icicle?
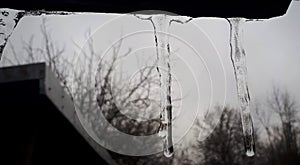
[134,14,192,157]
[151,14,174,158]
[227,18,255,157]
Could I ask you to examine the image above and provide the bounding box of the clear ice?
[151,14,174,158]
[227,18,255,157]
[135,14,192,158]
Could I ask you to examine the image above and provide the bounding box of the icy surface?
[227,18,255,157]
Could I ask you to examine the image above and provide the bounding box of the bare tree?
[266,86,299,162]
[1,17,72,95]
[2,17,188,164]
[196,106,260,165]
[252,86,300,165]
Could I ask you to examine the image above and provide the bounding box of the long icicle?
[151,14,174,158]
[134,14,193,157]
[227,18,255,157]
[165,20,174,158]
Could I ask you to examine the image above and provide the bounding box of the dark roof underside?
[2,0,292,18]
[0,63,113,164]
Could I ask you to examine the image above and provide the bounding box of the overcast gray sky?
[1,0,300,148]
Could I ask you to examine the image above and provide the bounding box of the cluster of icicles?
[0,9,255,158]
[135,15,255,158]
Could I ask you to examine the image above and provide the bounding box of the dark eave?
[2,0,292,19]
[0,63,116,165]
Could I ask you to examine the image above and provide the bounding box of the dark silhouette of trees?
[254,86,300,164]
[197,106,258,165]
[197,86,300,165]
[268,86,298,154]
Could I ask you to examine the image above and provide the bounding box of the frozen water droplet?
[246,150,255,157]
[163,137,174,158]
[164,148,174,158]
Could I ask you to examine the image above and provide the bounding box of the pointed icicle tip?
[164,148,174,158]
[246,150,255,157]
